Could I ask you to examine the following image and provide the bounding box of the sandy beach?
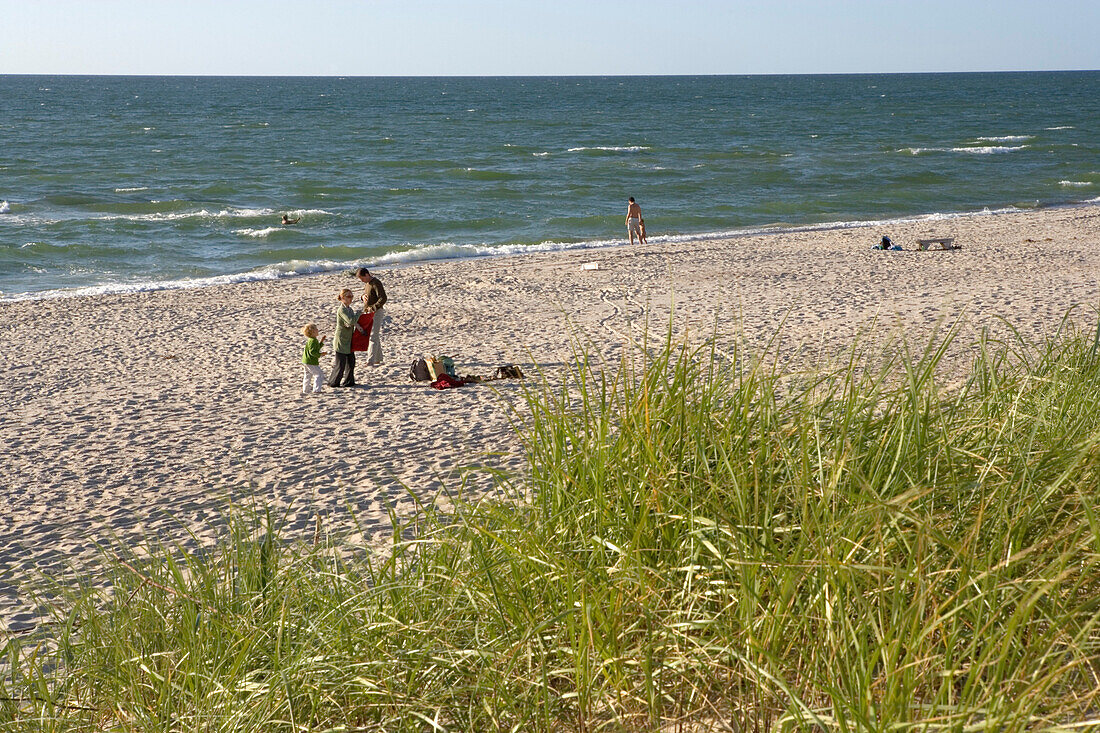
[3,204,1100,631]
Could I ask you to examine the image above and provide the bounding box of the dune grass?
[5,320,1100,731]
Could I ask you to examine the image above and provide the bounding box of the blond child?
[326,288,364,388]
[301,323,327,393]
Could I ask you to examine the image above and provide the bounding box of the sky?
[2,0,1098,76]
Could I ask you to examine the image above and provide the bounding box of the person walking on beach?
[301,323,328,394]
[356,267,388,366]
[626,197,646,245]
[327,288,365,388]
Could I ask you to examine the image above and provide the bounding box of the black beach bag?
[409,358,432,382]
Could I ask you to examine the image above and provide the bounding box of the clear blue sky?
[3,0,1098,76]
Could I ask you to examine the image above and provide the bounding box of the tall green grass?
[5,320,1100,731]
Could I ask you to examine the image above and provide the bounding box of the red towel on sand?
[351,312,374,352]
[431,373,467,390]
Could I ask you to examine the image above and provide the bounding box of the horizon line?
[2,68,1098,79]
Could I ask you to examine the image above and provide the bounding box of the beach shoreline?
[2,203,1099,630]
[5,200,1100,304]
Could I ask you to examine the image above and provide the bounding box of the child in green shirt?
[301,323,327,393]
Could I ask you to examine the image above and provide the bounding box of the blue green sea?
[1,72,1097,299]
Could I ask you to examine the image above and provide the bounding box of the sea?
[1,72,1097,300]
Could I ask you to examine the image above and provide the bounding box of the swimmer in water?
[281,214,301,226]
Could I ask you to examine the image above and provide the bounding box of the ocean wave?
[1046,126,1075,130]
[0,259,351,302]
[2,206,312,226]
[234,226,283,238]
[370,207,1032,267]
[94,207,277,223]
[0,201,9,214]
[899,146,1029,155]
[567,146,651,153]
[1059,181,1093,187]
[92,207,332,223]
[114,187,149,193]
[974,135,1033,143]
[955,145,1030,154]
[285,208,333,217]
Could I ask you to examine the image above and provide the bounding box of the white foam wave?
[286,208,333,216]
[93,207,276,223]
[0,201,9,214]
[532,152,551,157]
[900,146,1029,155]
[92,207,332,224]
[114,187,149,193]
[1046,126,1075,130]
[0,260,352,303]
[954,145,1029,154]
[974,135,1033,143]
[234,226,283,238]
[567,146,651,153]
[371,207,1034,269]
[1059,180,1093,187]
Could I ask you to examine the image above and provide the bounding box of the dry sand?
[2,204,1099,630]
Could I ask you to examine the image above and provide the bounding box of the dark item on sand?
[917,237,960,251]
[494,365,525,380]
[351,312,374,352]
[409,357,432,382]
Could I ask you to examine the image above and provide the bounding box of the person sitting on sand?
[281,214,301,226]
[326,289,366,388]
[301,323,328,394]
